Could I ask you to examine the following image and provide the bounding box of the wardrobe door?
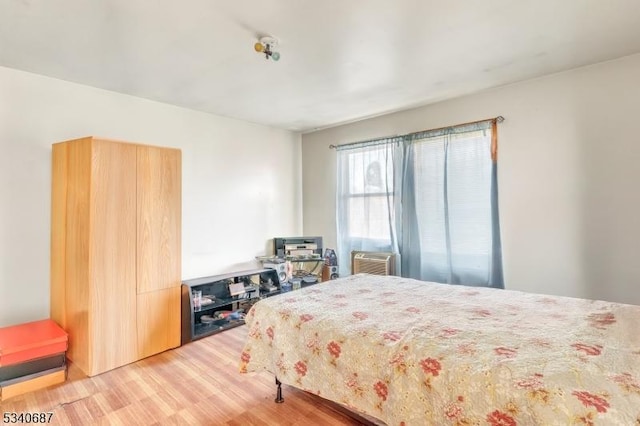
[89,140,138,375]
[136,145,181,294]
[137,287,181,358]
[136,145,181,356]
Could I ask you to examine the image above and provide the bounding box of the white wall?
[0,66,302,327]
[302,53,640,306]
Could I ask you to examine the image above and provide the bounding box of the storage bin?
[0,319,68,401]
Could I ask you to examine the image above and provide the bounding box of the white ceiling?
[1,1,640,133]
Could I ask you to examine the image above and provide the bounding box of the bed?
[239,274,640,425]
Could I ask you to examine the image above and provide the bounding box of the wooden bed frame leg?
[275,377,284,403]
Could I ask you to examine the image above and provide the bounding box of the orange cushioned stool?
[0,319,68,401]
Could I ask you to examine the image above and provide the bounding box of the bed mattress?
[240,274,640,425]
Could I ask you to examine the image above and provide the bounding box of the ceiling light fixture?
[254,36,280,61]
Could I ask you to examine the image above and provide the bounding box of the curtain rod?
[328,116,504,149]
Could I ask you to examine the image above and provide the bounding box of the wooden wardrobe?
[50,137,181,376]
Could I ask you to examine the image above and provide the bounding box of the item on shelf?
[291,279,301,291]
[215,309,245,320]
[237,300,256,314]
[273,236,323,258]
[262,261,288,284]
[229,282,245,297]
[260,276,279,292]
[192,290,202,310]
[302,275,318,285]
[286,261,293,281]
[324,248,338,266]
[255,255,284,263]
[322,264,340,281]
[200,315,216,324]
[201,296,215,306]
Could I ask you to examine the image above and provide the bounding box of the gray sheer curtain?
[335,119,504,288]
[401,122,504,288]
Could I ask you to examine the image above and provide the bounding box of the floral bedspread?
[240,274,640,425]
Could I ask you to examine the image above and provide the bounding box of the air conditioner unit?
[350,251,396,276]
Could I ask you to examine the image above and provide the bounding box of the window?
[346,150,394,241]
[407,130,496,285]
[336,141,401,272]
[336,119,503,288]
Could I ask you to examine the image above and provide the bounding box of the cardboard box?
[0,319,68,367]
[0,366,67,401]
[0,319,68,400]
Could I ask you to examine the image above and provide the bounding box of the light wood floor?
[0,326,364,425]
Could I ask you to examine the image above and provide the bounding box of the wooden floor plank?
[1,325,367,425]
